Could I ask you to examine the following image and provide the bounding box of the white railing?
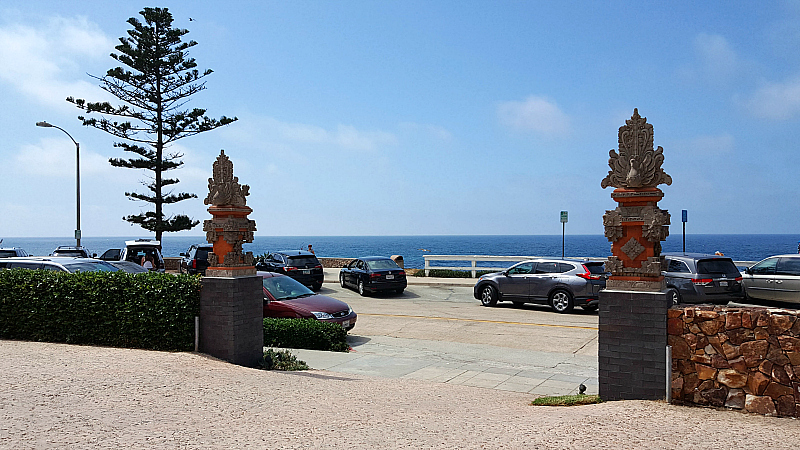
[422,254,758,278]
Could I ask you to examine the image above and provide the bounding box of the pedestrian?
[307,244,314,254]
[143,254,155,271]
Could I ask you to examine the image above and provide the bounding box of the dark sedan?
[260,272,356,330]
[256,250,324,290]
[339,256,407,296]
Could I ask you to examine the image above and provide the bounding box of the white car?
[99,239,165,272]
[741,254,800,303]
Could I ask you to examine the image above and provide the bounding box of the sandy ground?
[1,340,798,449]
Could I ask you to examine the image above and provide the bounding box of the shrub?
[263,318,349,352]
[413,269,497,278]
[259,348,309,371]
[0,269,200,351]
[530,394,602,406]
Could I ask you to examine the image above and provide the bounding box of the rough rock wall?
[317,257,356,269]
[668,306,800,417]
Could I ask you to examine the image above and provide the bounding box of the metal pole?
[195,316,200,352]
[562,222,565,258]
[76,142,81,248]
[666,345,673,403]
[682,222,685,253]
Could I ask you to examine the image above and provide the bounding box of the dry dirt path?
[1,340,798,449]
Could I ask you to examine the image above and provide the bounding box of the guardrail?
[422,254,758,278]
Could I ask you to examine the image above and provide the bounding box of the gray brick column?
[598,290,668,400]
[199,276,263,367]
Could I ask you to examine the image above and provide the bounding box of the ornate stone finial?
[601,109,672,190]
[204,150,251,207]
[203,150,257,277]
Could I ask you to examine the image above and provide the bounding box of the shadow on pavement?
[346,335,372,348]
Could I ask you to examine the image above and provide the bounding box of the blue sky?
[2,1,800,238]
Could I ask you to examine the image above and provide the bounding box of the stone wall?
[668,306,800,417]
[318,257,355,269]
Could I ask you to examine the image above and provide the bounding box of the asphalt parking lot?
[280,270,600,396]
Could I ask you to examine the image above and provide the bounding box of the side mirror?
[92,253,97,258]
[744,268,752,275]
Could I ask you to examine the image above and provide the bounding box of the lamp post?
[36,121,81,247]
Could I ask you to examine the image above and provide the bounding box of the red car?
[260,271,356,331]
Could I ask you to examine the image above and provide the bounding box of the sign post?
[560,211,568,258]
[682,210,687,253]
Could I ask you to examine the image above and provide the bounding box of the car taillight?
[399,271,405,276]
[284,266,298,272]
[692,278,713,285]
[734,276,742,281]
[314,265,322,269]
[370,273,381,279]
[577,265,601,280]
[192,259,196,269]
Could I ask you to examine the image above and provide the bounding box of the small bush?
[259,349,309,371]
[530,394,602,406]
[263,318,349,352]
[413,269,497,278]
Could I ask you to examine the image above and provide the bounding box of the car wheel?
[550,289,574,313]
[480,285,498,306]
[358,280,367,296]
[666,288,680,307]
[396,288,404,295]
[312,282,322,291]
[340,274,346,289]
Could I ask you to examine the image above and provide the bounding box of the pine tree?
[68,7,236,242]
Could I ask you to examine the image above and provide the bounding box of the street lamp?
[36,121,81,247]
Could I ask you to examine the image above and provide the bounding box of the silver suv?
[0,256,119,273]
[473,259,606,313]
[741,254,800,303]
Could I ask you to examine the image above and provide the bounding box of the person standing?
[307,244,315,254]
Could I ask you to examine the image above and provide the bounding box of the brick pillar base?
[599,290,668,400]
[199,276,263,367]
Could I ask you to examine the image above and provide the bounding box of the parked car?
[339,256,407,296]
[0,256,120,273]
[260,271,356,330]
[106,260,150,273]
[50,245,95,258]
[255,250,323,290]
[662,253,744,305]
[179,243,212,275]
[473,259,606,313]
[0,247,29,258]
[741,254,800,303]
[99,239,165,272]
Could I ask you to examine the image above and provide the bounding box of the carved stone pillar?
[601,109,671,291]
[203,150,257,277]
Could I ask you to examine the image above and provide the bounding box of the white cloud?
[223,115,399,154]
[15,138,113,177]
[497,96,570,135]
[0,16,113,107]
[398,122,453,141]
[694,33,738,79]
[748,76,800,119]
[687,134,735,156]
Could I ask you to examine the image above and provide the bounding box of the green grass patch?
[530,394,602,406]
[259,349,309,371]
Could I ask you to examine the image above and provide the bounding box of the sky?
[2,1,800,238]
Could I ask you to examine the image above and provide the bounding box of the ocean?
[2,234,799,269]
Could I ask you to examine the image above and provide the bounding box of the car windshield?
[0,250,17,258]
[263,276,314,300]
[287,256,319,267]
[196,248,211,259]
[696,259,739,277]
[54,250,86,257]
[61,261,119,273]
[366,259,399,270]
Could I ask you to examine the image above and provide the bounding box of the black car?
[339,256,407,296]
[255,250,324,291]
[180,243,213,275]
[662,253,744,305]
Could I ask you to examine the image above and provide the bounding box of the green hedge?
[0,269,200,351]
[263,318,349,352]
